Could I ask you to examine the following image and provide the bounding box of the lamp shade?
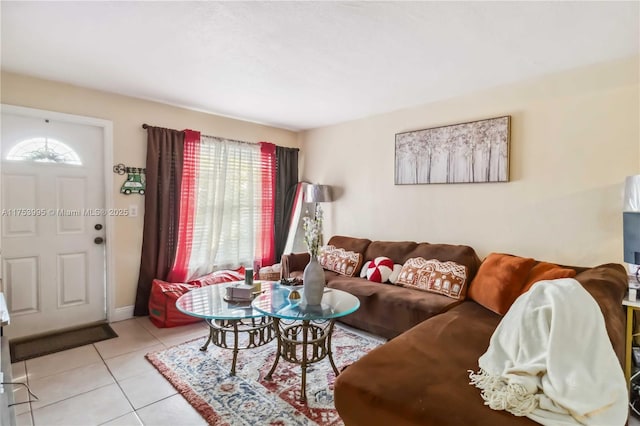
[624,212,640,264]
[624,175,640,211]
[304,184,332,203]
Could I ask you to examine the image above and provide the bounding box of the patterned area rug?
[146,325,383,425]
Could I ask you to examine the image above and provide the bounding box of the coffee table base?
[200,317,275,375]
[265,317,339,402]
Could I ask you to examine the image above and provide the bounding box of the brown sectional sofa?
[281,235,628,425]
[282,235,482,339]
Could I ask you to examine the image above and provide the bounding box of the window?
[6,138,82,165]
[169,133,275,282]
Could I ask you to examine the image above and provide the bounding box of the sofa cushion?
[326,275,461,339]
[468,253,536,315]
[318,245,363,277]
[520,262,576,294]
[326,235,372,257]
[334,301,537,426]
[364,240,418,264]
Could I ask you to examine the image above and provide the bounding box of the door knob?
[94,237,104,245]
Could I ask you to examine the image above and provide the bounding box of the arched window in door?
[6,137,82,165]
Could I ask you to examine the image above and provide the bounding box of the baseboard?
[110,305,134,323]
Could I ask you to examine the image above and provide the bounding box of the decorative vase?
[302,256,325,305]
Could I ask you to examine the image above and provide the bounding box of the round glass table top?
[176,281,279,320]
[252,287,360,321]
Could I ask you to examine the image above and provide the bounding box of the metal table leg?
[200,317,274,376]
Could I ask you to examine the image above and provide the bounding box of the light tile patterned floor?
[9,317,638,425]
[10,317,210,426]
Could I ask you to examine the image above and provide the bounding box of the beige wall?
[301,56,640,267]
[1,72,299,309]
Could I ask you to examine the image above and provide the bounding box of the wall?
[0,72,298,311]
[301,56,640,267]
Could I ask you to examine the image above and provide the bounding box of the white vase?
[302,257,325,305]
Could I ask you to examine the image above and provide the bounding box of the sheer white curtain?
[187,135,262,278]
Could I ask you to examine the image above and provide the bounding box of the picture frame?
[395,116,510,185]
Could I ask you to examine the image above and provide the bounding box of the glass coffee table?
[252,287,360,402]
[176,281,277,375]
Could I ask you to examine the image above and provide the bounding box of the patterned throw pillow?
[366,257,395,282]
[318,245,363,277]
[397,257,469,299]
[396,257,429,286]
[389,264,402,284]
[360,261,371,278]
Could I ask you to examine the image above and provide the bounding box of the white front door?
[1,110,107,339]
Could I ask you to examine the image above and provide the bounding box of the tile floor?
[9,317,640,426]
[10,317,211,426]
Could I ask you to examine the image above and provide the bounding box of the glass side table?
[252,287,360,402]
[176,281,277,375]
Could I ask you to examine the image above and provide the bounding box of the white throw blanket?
[469,278,627,425]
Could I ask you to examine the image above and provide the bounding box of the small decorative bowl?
[288,290,301,300]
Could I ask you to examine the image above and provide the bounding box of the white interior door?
[1,111,107,339]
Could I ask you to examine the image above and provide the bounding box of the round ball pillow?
[360,261,372,278]
[366,257,395,282]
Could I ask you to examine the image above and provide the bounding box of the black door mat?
[10,323,118,362]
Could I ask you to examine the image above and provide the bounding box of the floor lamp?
[624,175,640,285]
[282,183,333,255]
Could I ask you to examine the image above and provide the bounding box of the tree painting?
[395,116,510,185]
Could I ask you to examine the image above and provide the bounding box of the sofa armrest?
[281,252,311,278]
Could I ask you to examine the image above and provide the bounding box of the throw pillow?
[468,253,536,315]
[389,264,402,284]
[395,257,430,286]
[318,245,363,277]
[366,257,395,283]
[190,266,245,287]
[402,259,469,299]
[360,260,372,278]
[519,262,577,294]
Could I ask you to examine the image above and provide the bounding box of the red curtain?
[258,142,276,267]
[167,129,201,282]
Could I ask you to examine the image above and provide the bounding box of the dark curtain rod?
[140,123,299,152]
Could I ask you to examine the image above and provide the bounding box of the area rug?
[146,326,383,425]
[10,322,118,362]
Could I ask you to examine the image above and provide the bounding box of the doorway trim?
[1,104,116,324]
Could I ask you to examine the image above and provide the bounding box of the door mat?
[10,323,118,362]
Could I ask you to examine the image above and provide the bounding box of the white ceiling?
[1,1,639,131]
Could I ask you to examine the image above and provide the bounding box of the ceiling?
[1,1,639,131]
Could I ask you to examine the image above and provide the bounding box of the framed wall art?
[395,116,510,185]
